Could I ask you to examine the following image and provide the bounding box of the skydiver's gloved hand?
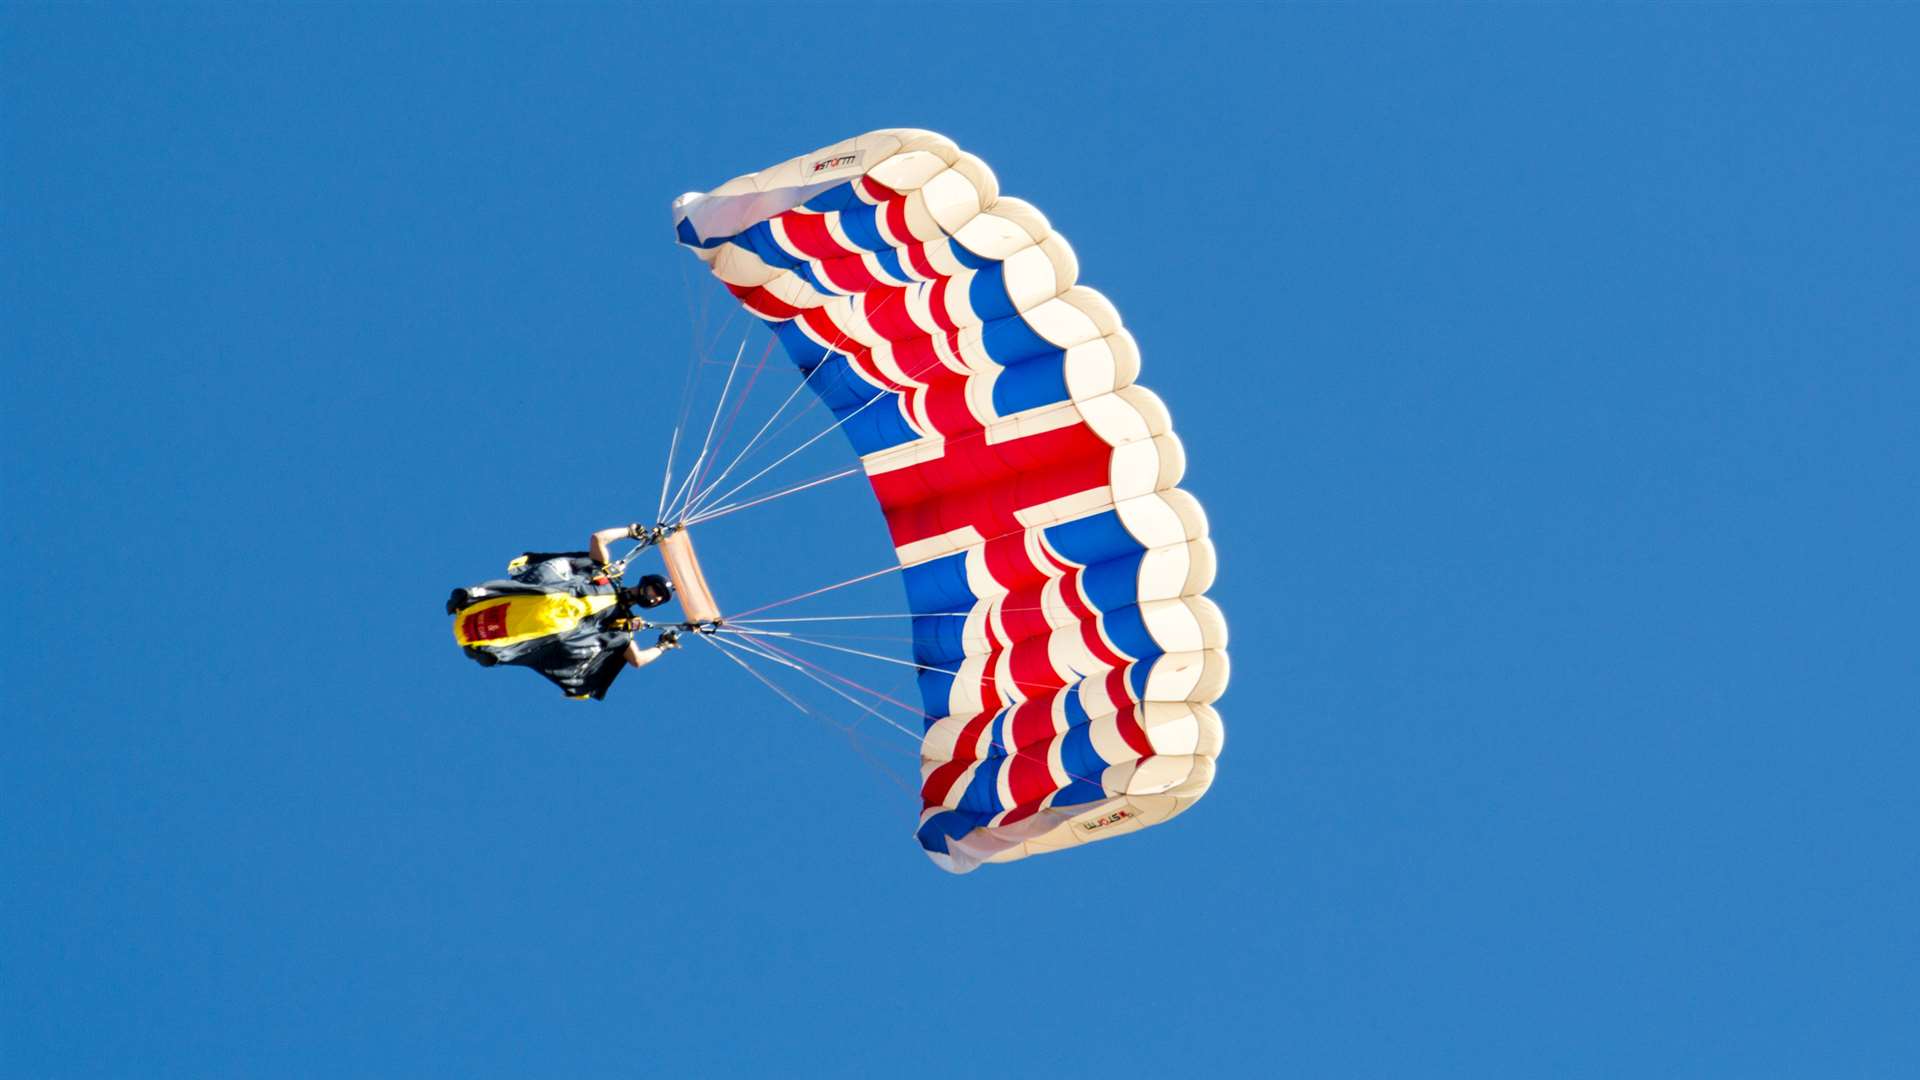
[624,632,677,670]
[627,522,650,541]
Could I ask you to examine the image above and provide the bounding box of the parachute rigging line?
[729,498,1148,620]
[729,612,969,624]
[724,629,918,644]
[727,562,909,621]
[683,336,776,513]
[707,632,926,743]
[679,288,913,521]
[678,285,904,521]
[700,627,810,716]
[713,630,916,719]
[679,349,829,522]
[673,338,837,524]
[722,633,927,719]
[717,639,928,747]
[655,425,684,524]
[686,350,928,523]
[701,298,743,374]
[657,264,713,522]
[729,633,1119,797]
[681,466,860,527]
[663,336,747,522]
[747,635,1124,796]
[662,338,748,524]
[729,610,1044,626]
[719,626,1087,700]
[700,636,918,794]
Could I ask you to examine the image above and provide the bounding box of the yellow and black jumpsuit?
[450,553,634,700]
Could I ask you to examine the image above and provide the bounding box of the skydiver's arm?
[623,630,681,669]
[589,523,650,566]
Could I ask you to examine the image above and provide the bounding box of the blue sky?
[6,4,1917,1076]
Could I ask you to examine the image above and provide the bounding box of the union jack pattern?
[675,130,1227,871]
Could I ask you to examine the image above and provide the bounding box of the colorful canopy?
[675,130,1227,872]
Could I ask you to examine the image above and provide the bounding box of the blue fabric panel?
[1060,691,1091,732]
[802,180,856,213]
[1080,550,1147,615]
[990,350,1070,415]
[1047,511,1146,569]
[807,353,884,413]
[979,311,1065,368]
[802,355,917,452]
[956,757,1004,814]
[837,199,886,251]
[1050,778,1109,808]
[911,613,967,666]
[948,238,998,271]
[1058,722,1109,788]
[837,401,918,455]
[901,553,974,613]
[1098,602,1161,664]
[771,320,830,370]
[967,263,1018,325]
[789,258,834,297]
[915,809,977,854]
[1128,656,1155,699]
[765,324,921,453]
[675,216,711,248]
[907,598,1164,668]
[916,665,957,718]
[735,223,805,270]
[869,245,909,285]
[979,710,1009,761]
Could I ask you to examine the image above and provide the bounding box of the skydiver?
[448,524,683,701]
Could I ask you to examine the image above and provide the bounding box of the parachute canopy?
[675,130,1227,872]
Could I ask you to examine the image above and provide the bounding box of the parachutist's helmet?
[623,574,673,609]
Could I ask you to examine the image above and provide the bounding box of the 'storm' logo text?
[1079,808,1136,832]
[810,153,859,175]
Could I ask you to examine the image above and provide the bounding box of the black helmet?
[623,574,673,609]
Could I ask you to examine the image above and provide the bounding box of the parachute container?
[675,130,1227,872]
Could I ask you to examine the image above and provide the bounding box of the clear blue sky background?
[6,5,1917,1077]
